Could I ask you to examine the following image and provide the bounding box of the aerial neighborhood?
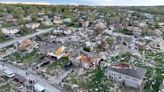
[0,3,163,92]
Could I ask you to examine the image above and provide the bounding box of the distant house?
[47,46,67,59]
[139,22,147,28]
[23,15,32,21]
[63,18,72,23]
[37,17,44,21]
[53,16,63,24]
[149,38,164,52]
[105,63,146,89]
[1,26,20,35]
[82,21,90,27]
[70,50,94,69]
[41,20,53,26]
[129,27,142,37]
[53,19,63,24]
[43,15,49,20]
[85,41,96,51]
[144,13,153,19]
[158,22,164,27]
[77,51,93,69]
[19,39,32,50]
[154,29,162,37]
[25,22,40,29]
[95,20,106,30]
[3,14,17,22]
[38,12,45,16]
[19,39,39,52]
[64,29,72,35]
[132,21,140,27]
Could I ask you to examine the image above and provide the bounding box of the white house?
[53,16,63,24]
[41,20,53,26]
[1,27,20,35]
[63,18,72,23]
[25,22,40,29]
[105,64,146,89]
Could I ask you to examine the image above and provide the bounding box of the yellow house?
[47,46,66,59]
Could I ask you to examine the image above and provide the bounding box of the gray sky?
[0,0,164,6]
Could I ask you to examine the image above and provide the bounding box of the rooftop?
[108,64,146,79]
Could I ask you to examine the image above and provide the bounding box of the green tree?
[89,67,108,92]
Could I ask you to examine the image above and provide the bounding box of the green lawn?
[64,67,113,92]
[0,77,21,92]
[48,56,69,69]
[12,50,40,64]
[0,37,11,43]
[46,57,70,75]
[111,52,131,62]
[138,50,164,92]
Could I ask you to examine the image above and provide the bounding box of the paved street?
[0,62,61,92]
[0,28,54,49]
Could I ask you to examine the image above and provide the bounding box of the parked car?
[34,83,47,92]
[3,69,15,78]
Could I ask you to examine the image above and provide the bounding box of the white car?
[34,83,48,92]
[3,69,15,78]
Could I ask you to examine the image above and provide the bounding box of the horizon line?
[0,1,164,6]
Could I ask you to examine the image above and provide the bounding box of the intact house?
[41,20,53,26]
[105,63,146,89]
[1,26,20,35]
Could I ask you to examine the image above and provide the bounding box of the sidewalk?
[0,61,61,92]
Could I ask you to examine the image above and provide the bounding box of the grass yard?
[46,57,70,75]
[0,77,21,92]
[63,67,114,92]
[137,50,164,92]
[0,37,11,43]
[11,50,40,64]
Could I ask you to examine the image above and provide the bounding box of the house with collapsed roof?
[53,16,63,24]
[105,63,146,89]
[25,22,40,29]
[69,50,95,69]
[1,26,20,35]
[3,14,17,23]
[41,20,53,26]
[19,39,39,52]
[148,38,164,52]
[47,46,67,59]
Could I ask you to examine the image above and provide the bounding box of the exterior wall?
[105,69,142,88]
